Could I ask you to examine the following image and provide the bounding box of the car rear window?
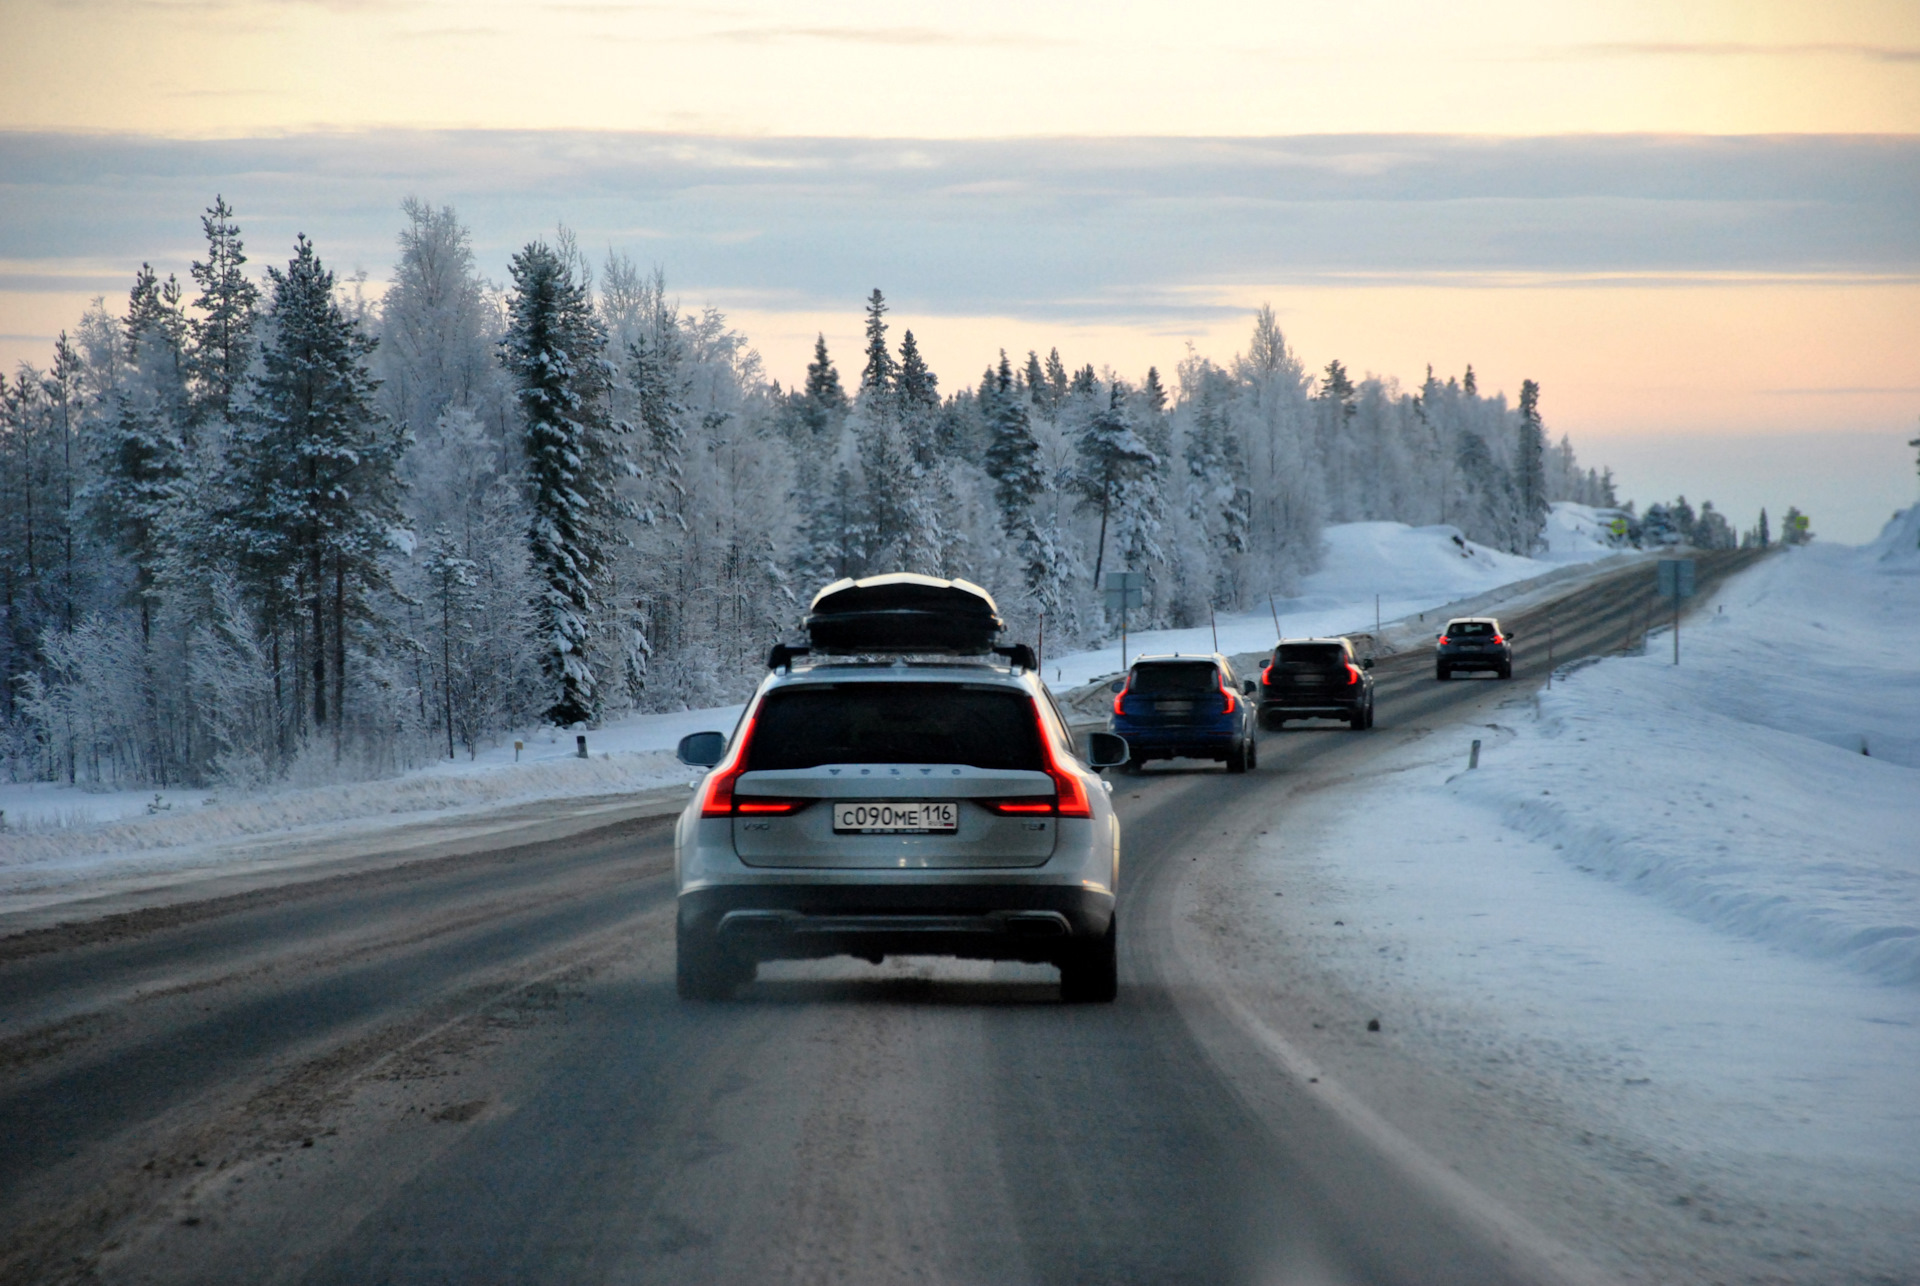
[1276,644,1344,666]
[743,683,1043,771]
[1447,621,1496,637]
[1127,662,1222,695]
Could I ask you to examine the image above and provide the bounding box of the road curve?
[0,551,1763,1285]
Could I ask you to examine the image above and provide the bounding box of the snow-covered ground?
[0,511,1617,910]
[1206,507,1920,1279]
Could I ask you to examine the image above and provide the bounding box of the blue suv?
[1107,654,1257,773]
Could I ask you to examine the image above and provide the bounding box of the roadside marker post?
[1657,558,1696,665]
[1469,739,1481,770]
[1268,592,1282,643]
[1103,571,1145,671]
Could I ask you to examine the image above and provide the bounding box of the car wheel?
[1247,737,1258,769]
[1366,701,1377,729]
[1227,739,1248,773]
[1499,664,1513,679]
[1436,666,1448,681]
[677,920,750,1001]
[1060,916,1118,1003]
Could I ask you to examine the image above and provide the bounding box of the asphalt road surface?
[0,552,1762,1285]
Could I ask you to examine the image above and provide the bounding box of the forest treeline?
[2,198,1626,791]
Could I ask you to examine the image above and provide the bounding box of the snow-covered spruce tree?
[859,289,896,405]
[895,328,939,465]
[1180,359,1251,607]
[222,234,406,754]
[982,351,1046,538]
[1075,381,1161,592]
[85,263,190,647]
[502,237,630,727]
[1515,378,1549,553]
[186,196,260,428]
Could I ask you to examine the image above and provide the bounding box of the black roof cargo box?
[804,573,1005,654]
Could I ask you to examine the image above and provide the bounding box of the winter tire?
[1247,737,1258,769]
[1499,664,1512,679]
[1059,916,1118,1003]
[1436,666,1449,681]
[677,920,751,1001]
[1227,739,1248,773]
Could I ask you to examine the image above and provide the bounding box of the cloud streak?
[1565,41,1920,63]
[0,130,1914,324]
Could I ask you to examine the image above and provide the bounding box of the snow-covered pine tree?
[896,328,939,464]
[1182,364,1251,605]
[186,196,259,427]
[799,333,846,439]
[982,351,1046,537]
[1515,378,1549,553]
[1076,380,1160,590]
[86,263,190,645]
[859,289,895,405]
[224,234,406,746]
[502,237,629,727]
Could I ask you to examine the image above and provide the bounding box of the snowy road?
[0,552,1765,1284]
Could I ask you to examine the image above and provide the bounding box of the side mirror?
[676,731,727,768]
[1506,632,1517,641]
[1108,678,1125,693]
[1362,657,1375,670]
[1240,678,1257,695]
[1085,732,1130,769]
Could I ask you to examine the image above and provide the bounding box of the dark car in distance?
[1259,638,1375,730]
[1108,654,1257,773]
[1435,616,1514,679]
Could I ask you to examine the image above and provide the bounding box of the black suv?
[1435,617,1514,679]
[1259,638,1375,730]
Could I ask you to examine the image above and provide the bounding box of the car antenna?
[1210,603,1219,653]
[1268,592,1282,643]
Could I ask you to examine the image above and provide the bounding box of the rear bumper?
[1437,650,1510,670]
[1259,687,1364,715]
[1110,721,1241,758]
[679,881,1115,963]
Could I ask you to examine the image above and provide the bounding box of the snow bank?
[1461,522,1920,982]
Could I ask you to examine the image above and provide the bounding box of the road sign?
[1102,570,1145,613]
[1656,559,1695,598]
[1657,558,1695,665]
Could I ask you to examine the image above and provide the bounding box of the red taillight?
[1034,701,1093,818]
[1112,679,1129,717]
[1261,662,1273,684]
[733,797,809,815]
[697,711,758,817]
[1345,663,1362,686]
[1219,670,1237,714]
[1490,634,1504,645]
[982,796,1055,815]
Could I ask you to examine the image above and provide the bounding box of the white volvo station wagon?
[673,574,1128,1002]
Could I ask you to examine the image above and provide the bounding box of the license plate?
[833,802,959,833]
[1155,700,1194,714]
[1292,675,1323,685]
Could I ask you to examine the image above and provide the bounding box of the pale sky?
[9,0,1920,137]
[3,0,1918,539]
